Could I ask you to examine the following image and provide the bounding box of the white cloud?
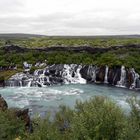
[0,0,140,35]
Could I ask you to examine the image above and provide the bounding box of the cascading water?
[87,65,96,82]
[130,68,140,89]
[117,66,126,87]
[4,64,140,90]
[62,64,86,84]
[104,65,109,84]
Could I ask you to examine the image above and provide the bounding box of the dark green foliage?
[25,96,140,140]
[1,47,140,74]
[1,96,140,139]
[0,110,25,140]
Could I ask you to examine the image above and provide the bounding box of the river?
[0,84,139,117]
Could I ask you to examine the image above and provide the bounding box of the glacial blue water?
[0,84,139,117]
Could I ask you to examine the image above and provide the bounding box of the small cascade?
[27,80,32,87]
[104,65,109,84]
[117,66,126,87]
[74,65,86,84]
[19,81,22,87]
[130,68,140,89]
[87,65,96,82]
[62,64,86,84]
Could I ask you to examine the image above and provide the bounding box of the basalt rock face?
[1,44,140,54]
[5,64,140,89]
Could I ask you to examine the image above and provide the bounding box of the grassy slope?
[0,34,140,48]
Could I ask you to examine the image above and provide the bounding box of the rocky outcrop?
[0,76,5,87]
[1,44,140,54]
[15,108,33,132]
[0,94,8,111]
[5,64,140,90]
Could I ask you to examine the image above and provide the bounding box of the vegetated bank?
[0,95,140,140]
[0,44,140,89]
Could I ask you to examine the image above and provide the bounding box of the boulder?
[0,94,8,111]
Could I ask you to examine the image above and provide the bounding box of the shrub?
[0,110,25,140]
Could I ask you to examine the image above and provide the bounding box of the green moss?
[0,69,23,80]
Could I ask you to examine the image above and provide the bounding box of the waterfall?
[62,64,86,84]
[75,65,86,84]
[19,81,22,87]
[5,64,140,89]
[104,66,109,84]
[27,80,32,87]
[87,65,96,82]
[130,68,140,89]
[117,66,126,87]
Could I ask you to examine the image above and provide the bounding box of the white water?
[87,65,96,82]
[117,66,126,87]
[104,65,109,84]
[130,68,140,89]
[62,64,86,84]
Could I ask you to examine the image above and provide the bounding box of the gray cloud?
[0,0,140,35]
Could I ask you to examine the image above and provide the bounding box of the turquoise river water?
[0,84,139,117]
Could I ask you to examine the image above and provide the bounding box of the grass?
[1,37,140,48]
[0,69,23,80]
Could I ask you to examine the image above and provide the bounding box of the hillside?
[0,33,46,39]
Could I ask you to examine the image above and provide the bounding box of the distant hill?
[0,33,46,39]
[48,35,140,39]
[0,34,140,39]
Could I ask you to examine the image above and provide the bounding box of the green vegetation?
[1,47,140,72]
[0,37,140,79]
[0,69,23,80]
[1,37,140,48]
[0,109,25,140]
[1,96,140,140]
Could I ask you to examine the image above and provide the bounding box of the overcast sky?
[0,0,140,35]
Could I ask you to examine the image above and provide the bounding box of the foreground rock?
[0,95,8,111]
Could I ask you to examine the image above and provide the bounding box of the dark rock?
[0,94,8,111]
[15,108,33,132]
[0,76,5,87]
[80,65,92,81]
[108,66,121,85]
[1,45,27,53]
[96,66,106,82]
[126,69,133,88]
